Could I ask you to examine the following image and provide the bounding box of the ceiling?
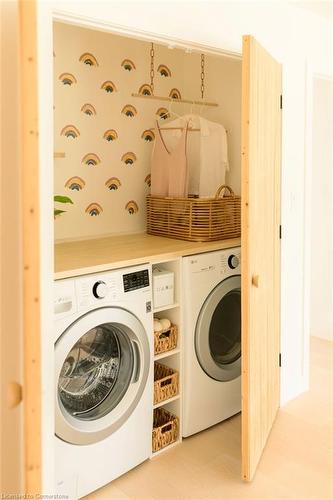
[293,1,333,20]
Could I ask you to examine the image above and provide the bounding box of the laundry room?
[52,20,246,499]
[3,2,333,500]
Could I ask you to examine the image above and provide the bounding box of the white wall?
[47,0,333,406]
[310,76,333,341]
[37,3,56,494]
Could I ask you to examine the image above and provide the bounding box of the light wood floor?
[87,337,333,500]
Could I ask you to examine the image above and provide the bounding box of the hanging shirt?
[161,114,229,198]
[150,120,189,198]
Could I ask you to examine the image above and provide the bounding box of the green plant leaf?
[54,209,66,216]
[54,195,74,204]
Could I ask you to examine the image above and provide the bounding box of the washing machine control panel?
[54,280,76,317]
[55,266,152,318]
[76,275,121,309]
[123,269,150,292]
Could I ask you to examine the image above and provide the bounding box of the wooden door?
[0,0,23,493]
[1,2,41,494]
[241,35,282,481]
[19,0,42,494]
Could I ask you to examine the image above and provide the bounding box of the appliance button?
[228,255,240,269]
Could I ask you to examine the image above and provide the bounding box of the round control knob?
[92,280,108,299]
[228,254,239,270]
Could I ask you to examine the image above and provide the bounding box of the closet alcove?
[53,22,242,242]
[50,18,281,494]
[53,20,243,483]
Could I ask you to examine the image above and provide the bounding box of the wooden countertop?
[54,233,241,280]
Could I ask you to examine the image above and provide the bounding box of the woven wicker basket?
[154,325,178,356]
[154,362,179,405]
[152,407,179,453]
[147,185,241,242]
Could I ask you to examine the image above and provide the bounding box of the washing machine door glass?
[58,324,133,419]
[195,275,241,381]
[55,307,150,445]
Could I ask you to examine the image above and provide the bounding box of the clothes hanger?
[157,97,182,121]
[155,102,230,135]
[154,98,186,131]
[186,102,230,135]
[155,99,200,132]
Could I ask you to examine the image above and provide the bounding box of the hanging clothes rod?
[154,126,201,131]
[131,93,218,107]
[152,126,230,133]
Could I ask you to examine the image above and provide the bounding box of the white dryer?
[182,248,241,437]
[54,264,153,499]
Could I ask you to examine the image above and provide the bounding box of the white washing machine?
[182,248,241,437]
[54,264,153,499]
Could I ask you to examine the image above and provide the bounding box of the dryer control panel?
[219,249,241,276]
[183,247,241,296]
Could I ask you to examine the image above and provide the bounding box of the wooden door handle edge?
[252,275,259,288]
[7,381,23,409]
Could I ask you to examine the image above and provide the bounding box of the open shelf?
[153,302,179,313]
[154,348,180,361]
[153,394,180,409]
[151,258,183,458]
[151,439,181,457]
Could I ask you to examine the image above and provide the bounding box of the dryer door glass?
[58,323,134,419]
[209,288,241,366]
[195,275,241,381]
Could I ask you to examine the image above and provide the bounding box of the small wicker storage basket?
[154,362,179,405]
[152,407,179,453]
[154,325,178,356]
[147,185,241,242]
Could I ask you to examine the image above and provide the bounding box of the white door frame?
[52,9,242,59]
[303,67,333,387]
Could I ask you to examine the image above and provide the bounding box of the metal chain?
[150,43,155,94]
[200,53,205,99]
